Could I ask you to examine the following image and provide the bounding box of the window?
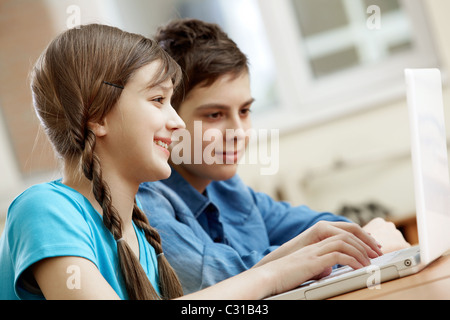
[256,0,439,131]
[292,0,413,78]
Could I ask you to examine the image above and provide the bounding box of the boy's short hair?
[155,18,249,110]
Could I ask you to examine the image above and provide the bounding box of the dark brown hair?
[155,18,249,110]
[30,24,183,300]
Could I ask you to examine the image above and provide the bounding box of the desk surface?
[331,252,450,300]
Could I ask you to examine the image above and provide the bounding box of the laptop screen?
[405,68,450,264]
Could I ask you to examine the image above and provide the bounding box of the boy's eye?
[208,112,222,119]
[240,108,252,116]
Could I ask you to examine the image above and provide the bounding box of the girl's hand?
[184,221,386,300]
[264,230,379,296]
[297,221,383,258]
[183,229,383,300]
[256,221,382,268]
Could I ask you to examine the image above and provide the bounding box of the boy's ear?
[88,119,108,137]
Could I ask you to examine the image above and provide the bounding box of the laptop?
[267,68,450,300]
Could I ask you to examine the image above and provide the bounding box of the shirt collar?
[161,167,212,218]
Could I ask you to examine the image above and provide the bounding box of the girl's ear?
[88,119,108,138]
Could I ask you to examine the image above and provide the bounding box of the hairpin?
[103,81,124,89]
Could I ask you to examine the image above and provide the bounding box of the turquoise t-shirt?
[0,180,160,300]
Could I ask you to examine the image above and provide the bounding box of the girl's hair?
[155,18,249,110]
[30,24,183,300]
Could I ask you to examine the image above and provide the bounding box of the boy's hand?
[363,217,411,253]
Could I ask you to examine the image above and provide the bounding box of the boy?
[137,18,408,294]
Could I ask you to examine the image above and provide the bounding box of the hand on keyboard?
[363,218,411,254]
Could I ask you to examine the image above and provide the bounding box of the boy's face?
[172,72,254,190]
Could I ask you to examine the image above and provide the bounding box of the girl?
[0,24,381,300]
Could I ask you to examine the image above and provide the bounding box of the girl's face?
[173,72,253,187]
[96,61,185,184]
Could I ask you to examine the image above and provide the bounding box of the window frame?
[254,0,440,132]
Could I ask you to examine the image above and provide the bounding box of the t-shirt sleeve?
[6,185,97,298]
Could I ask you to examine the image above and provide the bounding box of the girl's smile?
[154,137,172,157]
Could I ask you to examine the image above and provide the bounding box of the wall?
[0,0,59,223]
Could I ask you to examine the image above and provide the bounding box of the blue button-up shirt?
[137,168,350,294]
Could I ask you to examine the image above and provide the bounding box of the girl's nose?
[167,106,186,131]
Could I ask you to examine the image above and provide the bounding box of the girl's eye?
[151,96,165,104]
[240,108,252,116]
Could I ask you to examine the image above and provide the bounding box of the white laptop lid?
[405,68,450,264]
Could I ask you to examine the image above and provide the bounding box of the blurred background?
[1,0,450,239]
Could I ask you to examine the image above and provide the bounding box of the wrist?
[254,263,282,299]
